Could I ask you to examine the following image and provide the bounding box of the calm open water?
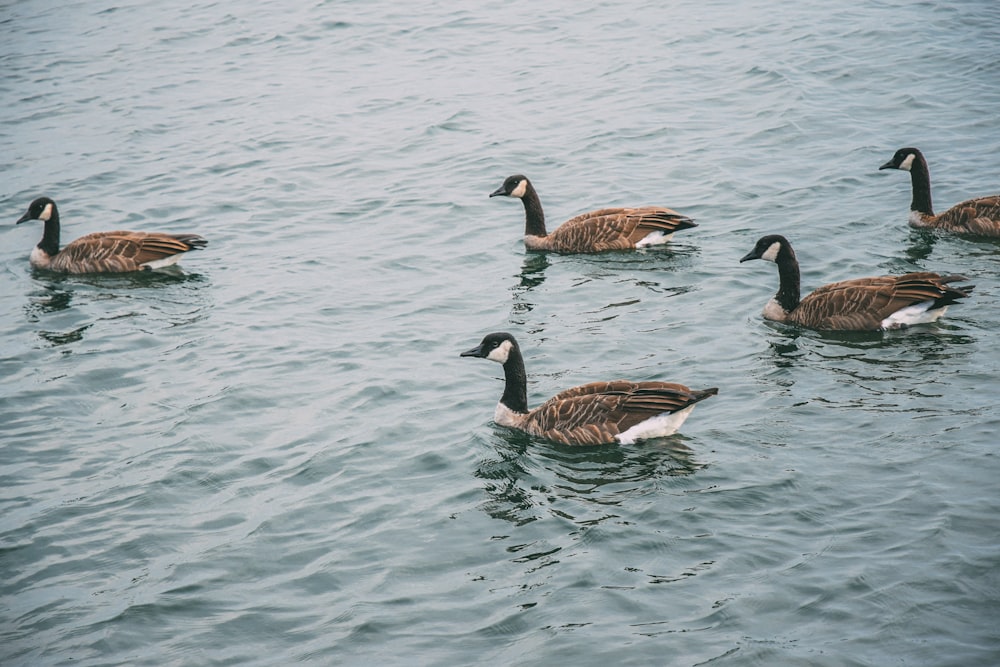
[2,1,999,665]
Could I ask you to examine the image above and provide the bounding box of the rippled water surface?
[3,1,999,665]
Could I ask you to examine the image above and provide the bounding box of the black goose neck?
[520,181,547,237]
[500,346,530,414]
[775,249,801,313]
[38,202,61,256]
[908,151,934,215]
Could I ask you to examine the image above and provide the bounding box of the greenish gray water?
[2,1,999,665]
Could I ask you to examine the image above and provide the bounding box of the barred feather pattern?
[787,273,973,331]
[504,381,718,446]
[912,195,1000,237]
[47,231,208,273]
[528,207,696,252]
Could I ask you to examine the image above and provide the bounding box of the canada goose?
[879,147,1000,237]
[489,174,696,252]
[15,197,207,273]
[739,234,973,331]
[460,332,717,445]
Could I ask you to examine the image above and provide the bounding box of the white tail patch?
[141,253,187,270]
[881,300,946,329]
[614,405,697,444]
[635,230,673,247]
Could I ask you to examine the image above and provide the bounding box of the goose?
[15,196,207,274]
[489,174,696,252]
[879,147,1000,237]
[460,332,717,445]
[739,234,973,331]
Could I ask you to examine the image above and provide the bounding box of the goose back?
[523,380,718,445]
[790,272,972,331]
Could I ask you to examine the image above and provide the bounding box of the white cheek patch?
[510,179,527,198]
[40,203,53,221]
[898,153,915,171]
[486,339,512,364]
[760,241,782,263]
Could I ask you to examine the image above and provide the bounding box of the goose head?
[460,332,518,364]
[16,197,57,225]
[490,175,529,199]
[879,147,920,172]
[740,234,793,264]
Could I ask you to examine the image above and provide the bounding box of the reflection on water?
[509,254,550,323]
[515,253,550,291]
[756,320,977,413]
[38,324,92,346]
[476,428,704,529]
[20,269,209,346]
[903,228,938,263]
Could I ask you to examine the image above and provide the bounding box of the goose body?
[740,235,973,331]
[15,197,207,274]
[879,147,1000,237]
[489,175,696,253]
[461,332,717,445]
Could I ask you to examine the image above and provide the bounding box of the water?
[3,1,999,665]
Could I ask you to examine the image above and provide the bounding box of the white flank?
[635,230,672,247]
[29,245,52,269]
[141,253,186,270]
[486,339,513,364]
[760,240,782,262]
[493,401,522,428]
[908,210,931,227]
[881,300,945,329]
[510,179,527,198]
[762,297,790,322]
[615,405,697,444]
[898,153,916,171]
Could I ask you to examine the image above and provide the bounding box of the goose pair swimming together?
[461,234,973,446]
[490,147,1000,252]
[14,196,206,274]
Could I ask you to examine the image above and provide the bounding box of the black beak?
[739,250,759,263]
[460,344,485,358]
[878,160,896,171]
[489,186,507,198]
[15,210,32,224]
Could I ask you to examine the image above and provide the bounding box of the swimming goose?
[15,197,207,273]
[461,332,717,445]
[739,234,973,331]
[879,147,1000,237]
[489,174,696,252]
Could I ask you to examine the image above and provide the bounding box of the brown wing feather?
[936,195,1000,237]
[544,207,695,252]
[524,381,712,445]
[51,231,207,273]
[791,272,970,330]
